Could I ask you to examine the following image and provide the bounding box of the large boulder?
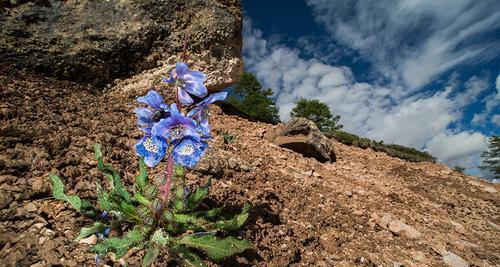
[0,0,242,90]
[264,118,336,162]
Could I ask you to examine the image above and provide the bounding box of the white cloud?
[492,115,500,127]
[425,132,488,163]
[242,18,490,175]
[471,72,500,126]
[305,0,500,90]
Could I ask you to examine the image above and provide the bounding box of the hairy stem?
[154,154,174,224]
[160,154,174,203]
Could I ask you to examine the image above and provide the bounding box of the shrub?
[290,98,343,132]
[227,72,280,124]
[330,130,436,163]
[453,165,466,173]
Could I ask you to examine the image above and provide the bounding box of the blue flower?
[97,228,111,240]
[188,92,227,137]
[98,211,109,220]
[172,136,207,168]
[162,62,208,106]
[134,90,169,128]
[135,135,168,167]
[152,104,200,142]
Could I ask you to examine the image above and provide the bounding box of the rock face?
[264,118,336,162]
[0,0,242,89]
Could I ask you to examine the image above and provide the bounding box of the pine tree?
[290,98,343,132]
[227,73,280,124]
[480,135,500,179]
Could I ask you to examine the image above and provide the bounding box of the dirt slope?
[0,71,499,266]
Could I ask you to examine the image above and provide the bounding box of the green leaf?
[177,235,251,260]
[142,243,160,267]
[174,245,207,267]
[173,198,187,213]
[187,179,211,210]
[151,229,170,246]
[81,200,97,217]
[119,202,140,221]
[173,214,201,225]
[96,183,112,211]
[92,226,150,259]
[75,222,106,241]
[241,203,252,214]
[111,171,131,203]
[94,144,132,203]
[193,208,223,219]
[136,158,148,192]
[174,164,185,177]
[143,184,158,200]
[49,173,82,211]
[134,192,151,206]
[214,213,249,231]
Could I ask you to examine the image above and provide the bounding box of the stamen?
[171,126,184,140]
[144,138,159,153]
[178,144,194,155]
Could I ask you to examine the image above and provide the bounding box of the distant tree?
[480,135,500,179]
[452,165,466,174]
[227,72,280,124]
[290,98,343,132]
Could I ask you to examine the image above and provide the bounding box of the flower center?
[144,138,158,153]
[178,143,195,155]
[170,126,184,140]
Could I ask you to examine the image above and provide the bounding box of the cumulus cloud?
[242,18,490,174]
[425,132,488,163]
[305,0,500,90]
[492,115,500,127]
[471,72,500,126]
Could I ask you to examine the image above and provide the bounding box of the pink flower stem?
[159,153,174,204]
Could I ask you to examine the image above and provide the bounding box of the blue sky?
[241,0,500,178]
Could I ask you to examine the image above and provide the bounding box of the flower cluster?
[135,62,227,169]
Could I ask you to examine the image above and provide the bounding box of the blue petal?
[210,92,228,102]
[175,62,189,76]
[178,87,195,106]
[184,70,206,82]
[140,127,152,135]
[199,118,211,137]
[196,91,227,109]
[169,103,180,117]
[134,107,154,125]
[102,228,111,237]
[187,106,202,118]
[183,80,208,98]
[152,118,174,140]
[137,90,164,109]
[173,137,207,168]
[135,136,167,168]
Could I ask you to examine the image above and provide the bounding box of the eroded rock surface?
[0,0,242,89]
[264,118,336,162]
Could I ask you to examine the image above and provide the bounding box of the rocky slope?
[0,70,499,267]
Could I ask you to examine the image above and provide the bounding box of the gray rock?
[194,150,224,177]
[264,118,336,162]
[483,187,497,193]
[442,252,469,267]
[0,0,242,90]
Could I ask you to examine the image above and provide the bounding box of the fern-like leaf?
[92,225,150,259]
[177,235,251,260]
[75,222,106,241]
[49,173,82,211]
